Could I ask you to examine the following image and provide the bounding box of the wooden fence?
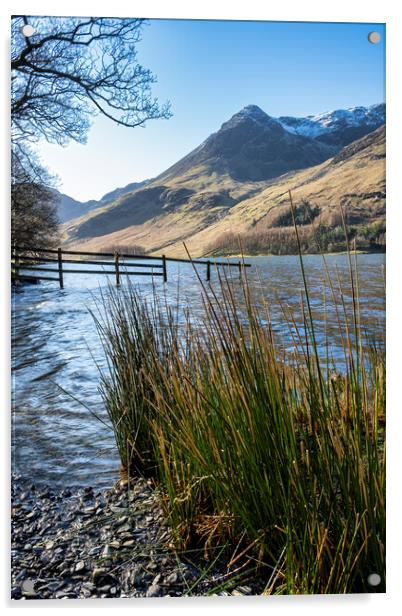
[11,246,250,289]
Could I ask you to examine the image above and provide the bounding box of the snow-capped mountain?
[159,103,385,184]
[278,103,385,147]
[64,103,385,256]
[159,104,335,183]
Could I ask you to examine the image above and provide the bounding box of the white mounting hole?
[367,573,381,587]
[368,31,381,44]
[21,24,35,38]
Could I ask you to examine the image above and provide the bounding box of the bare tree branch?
[11,15,172,247]
[11,16,172,145]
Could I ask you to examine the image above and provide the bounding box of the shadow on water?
[11,254,385,490]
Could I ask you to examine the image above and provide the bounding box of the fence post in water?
[115,252,120,286]
[206,260,211,282]
[162,255,167,283]
[57,248,64,289]
[238,261,242,276]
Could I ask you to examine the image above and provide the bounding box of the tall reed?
[93,251,385,594]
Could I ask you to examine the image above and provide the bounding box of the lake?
[11,253,385,490]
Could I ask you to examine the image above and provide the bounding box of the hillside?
[62,105,385,257]
[54,180,149,223]
[200,125,386,256]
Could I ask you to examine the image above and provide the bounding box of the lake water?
[11,253,385,490]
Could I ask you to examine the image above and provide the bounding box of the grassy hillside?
[63,126,385,258]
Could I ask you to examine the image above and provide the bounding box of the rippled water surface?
[11,254,385,490]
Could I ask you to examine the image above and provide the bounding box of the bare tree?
[11,15,171,246]
[11,16,171,146]
[11,148,59,248]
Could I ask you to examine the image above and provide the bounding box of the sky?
[36,19,386,202]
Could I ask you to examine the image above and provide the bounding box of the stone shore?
[11,474,262,600]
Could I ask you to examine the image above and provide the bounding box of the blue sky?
[37,19,385,201]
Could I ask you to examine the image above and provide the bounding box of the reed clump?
[93,255,385,594]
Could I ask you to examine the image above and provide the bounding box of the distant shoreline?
[205,249,386,259]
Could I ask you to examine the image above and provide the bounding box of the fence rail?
[11,246,250,288]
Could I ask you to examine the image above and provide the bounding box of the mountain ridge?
[55,179,150,223]
[61,103,385,257]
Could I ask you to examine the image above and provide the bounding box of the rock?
[235,585,252,595]
[109,505,126,514]
[37,581,64,593]
[11,586,22,599]
[102,545,111,559]
[146,584,163,598]
[55,590,77,599]
[40,555,51,566]
[21,579,37,599]
[15,569,28,582]
[98,584,111,593]
[83,506,95,515]
[11,474,255,599]
[179,564,199,581]
[92,567,107,584]
[165,572,179,585]
[75,560,86,573]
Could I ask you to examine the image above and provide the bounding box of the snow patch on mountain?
[277,104,385,138]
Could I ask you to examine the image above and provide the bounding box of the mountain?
[278,103,385,148]
[158,105,335,183]
[98,180,150,206]
[202,125,385,256]
[54,180,149,223]
[62,104,385,256]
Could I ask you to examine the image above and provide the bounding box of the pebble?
[11,473,264,600]
[92,567,107,584]
[21,579,36,599]
[75,560,86,572]
[146,584,163,597]
[102,545,111,558]
[117,523,131,533]
[165,572,179,584]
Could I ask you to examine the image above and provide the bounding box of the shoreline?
[11,474,263,600]
[204,249,386,259]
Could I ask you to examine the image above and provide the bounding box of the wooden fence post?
[206,260,211,282]
[162,255,167,283]
[57,247,64,289]
[238,260,242,276]
[115,252,120,286]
